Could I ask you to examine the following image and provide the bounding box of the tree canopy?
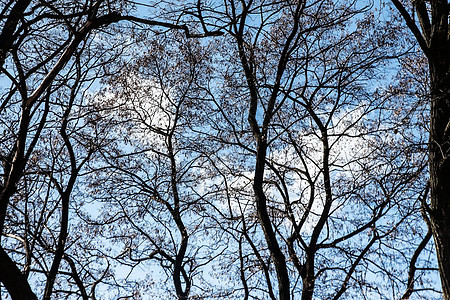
[0,0,448,299]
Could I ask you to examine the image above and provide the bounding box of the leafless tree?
[0,1,216,298]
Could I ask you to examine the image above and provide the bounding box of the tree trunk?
[428,53,450,299]
[300,254,315,300]
[391,0,450,296]
[0,247,37,300]
[254,141,291,300]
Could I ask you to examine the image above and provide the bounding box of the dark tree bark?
[429,52,450,299]
[0,247,37,299]
[253,140,291,300]
[391,0,450,297]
